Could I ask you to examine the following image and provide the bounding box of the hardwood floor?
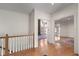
[10,39,74,56]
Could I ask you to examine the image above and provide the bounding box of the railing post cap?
[6,34,8,36]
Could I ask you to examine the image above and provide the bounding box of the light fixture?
[51,3,54,6]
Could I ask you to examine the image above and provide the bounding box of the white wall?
[34,9,51,47]
[60,21,74,37]
[52,4,76,21]
[29,9,35,48]
[0,9,30,53]
[78,4,79,54]
[29,9,34,34]
[51,4,78,54]
[0,9,29,35]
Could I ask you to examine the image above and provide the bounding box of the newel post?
[4,34,9,56]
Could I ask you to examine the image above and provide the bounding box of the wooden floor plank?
[10,39,74,56]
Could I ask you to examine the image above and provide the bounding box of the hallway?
[0,3,78,56]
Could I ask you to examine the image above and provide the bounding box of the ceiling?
[55,16,74,25]
[0,3,74,14]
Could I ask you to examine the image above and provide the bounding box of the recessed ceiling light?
[51,3,54,6]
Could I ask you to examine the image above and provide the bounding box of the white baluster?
[30,36,32,48]
[21,37,23,51]
[25,36,26,49]
[24,37,26,50]
[27,36,29,49]
[14,38,16,53]
[14,38,16,52]
[32,36,33,48]
[22,37,23,50]
[22,37,24,50]
[18,37,21,51]
[29,36,31,48]
[25,36,27,49]
[9,38,12,54]
[20,37,21,51]
[29,36,30,49]
[22,37,25,50]
[17,37,19,51]
[31,36,32,48]
[20,37,22,51]
[30,36,31,48]
[28,36,30,49]
[12,38,15,53]
[24,36,26,50]
[17,37,20,51]
[31,36,33,48]
[15,37,17,52]
[26,36,28,49]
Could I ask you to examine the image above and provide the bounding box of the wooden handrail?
[0,37,5,39]
[0,34,33,39]
[7,34,33,38]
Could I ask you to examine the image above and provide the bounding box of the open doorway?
[54,16,74,47]
[38,19,48,49]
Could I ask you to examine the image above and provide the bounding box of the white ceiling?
[0,3,74,14]
[55,16,74,25]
